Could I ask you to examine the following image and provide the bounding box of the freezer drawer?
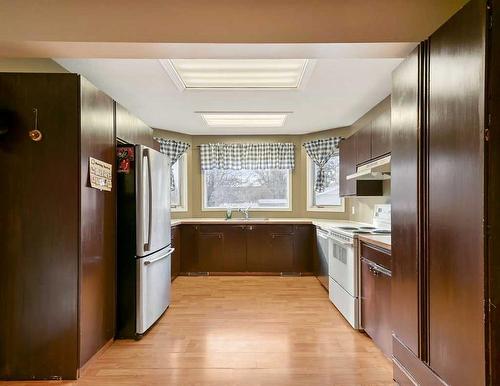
[136,247,173,334]
[329,277,359,329]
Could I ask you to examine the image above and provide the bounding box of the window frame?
[306,155,345,213]
[201,168,293,212]
[170,153,188,212]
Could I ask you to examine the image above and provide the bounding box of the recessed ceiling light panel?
[200,112,289,128]
[166,59,308,89]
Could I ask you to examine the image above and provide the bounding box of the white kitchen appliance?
[117,144,173,338]
[328,204,391,329]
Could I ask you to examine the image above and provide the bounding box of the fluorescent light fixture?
[166,59,308,89]
[201,112,289,128]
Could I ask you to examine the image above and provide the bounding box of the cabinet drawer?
[360,242,391,271]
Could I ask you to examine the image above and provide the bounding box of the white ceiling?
[56,43,416,135]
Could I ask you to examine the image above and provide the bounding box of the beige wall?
[155,96,392,223]
[0,58,68,72]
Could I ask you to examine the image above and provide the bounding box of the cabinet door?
[339,135,356,196]
[361,259,392,357]
[355,124,371,164]
[171,226,181,279]
[220,225,247,272]
[391,46,421,356]
[293,225,313,273]
[180,225,199,272]
[427,2,485,384]
[371,107,391,159]
[246,225,294,272]
[197,225,225,272]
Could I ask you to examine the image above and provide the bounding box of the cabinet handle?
[248,225,253,231]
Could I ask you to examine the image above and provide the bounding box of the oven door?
[329,234,356,297]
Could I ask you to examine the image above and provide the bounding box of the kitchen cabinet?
[355,123,372,165]
[339,135,383,197]
[180,223,313,274]
[0,74,116,379]
[246,225,295,272]
[371,108,391,159]
[116,102,159,150]
[391,0,499,384]
[360,242,392,357]
[293,224,314,273]
[171,226,181,280]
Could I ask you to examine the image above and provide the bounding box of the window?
[203,169,291,210]
[171,154,187,211]
[307,154,344,212]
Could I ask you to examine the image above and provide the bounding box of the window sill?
[171,206,188,213]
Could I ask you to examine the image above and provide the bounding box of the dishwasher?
[315,227,331,290]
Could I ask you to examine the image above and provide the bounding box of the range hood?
[346,155,391,181]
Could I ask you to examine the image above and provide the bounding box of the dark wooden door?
[79,77,116,368]
[391,45,422,357]
[355,124,371,164]
[371,106,391,159]
[361,260,392,357]
[427,1,485,384]
[293,225,313,273]
[180,225,199,272]
[339,135,356,196]
[196,225,225,272]
[171,225,181,279]
[0,73,80,379]
[246,225,294,272]
[361,258,392,357]
[220,225,247,272]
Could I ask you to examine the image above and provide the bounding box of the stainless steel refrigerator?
[116,144,173,338]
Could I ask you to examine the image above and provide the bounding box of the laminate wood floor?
[4,276,393,386]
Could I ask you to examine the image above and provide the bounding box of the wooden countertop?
[358,234,392,251]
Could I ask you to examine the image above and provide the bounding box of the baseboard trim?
[78,338,114,378]
[392,335,448,386]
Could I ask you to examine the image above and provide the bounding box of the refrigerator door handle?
[143,148,153,252]
[144,248,174,265]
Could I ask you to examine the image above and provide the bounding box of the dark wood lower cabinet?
[360,243,392,357]
[171,226,181,280]
[179,224,313,274]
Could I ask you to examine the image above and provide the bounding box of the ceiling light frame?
[160,59,315,91]
[198,112,292,128]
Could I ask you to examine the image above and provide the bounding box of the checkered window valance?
[154,138,190,191]
[200,143,295,171]
[303,137,342,193]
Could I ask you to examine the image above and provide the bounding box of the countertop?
[171,217,373,230]
[357,234,392,251]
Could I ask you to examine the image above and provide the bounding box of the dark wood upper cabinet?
[371,107,391,159]
[339,134,383,197]
[355,123,372,164]
[339,135,357,196]
[115,102,159,150]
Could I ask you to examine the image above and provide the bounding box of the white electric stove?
[328,205,391,329]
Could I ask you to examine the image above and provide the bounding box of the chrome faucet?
[238,206,250,220]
